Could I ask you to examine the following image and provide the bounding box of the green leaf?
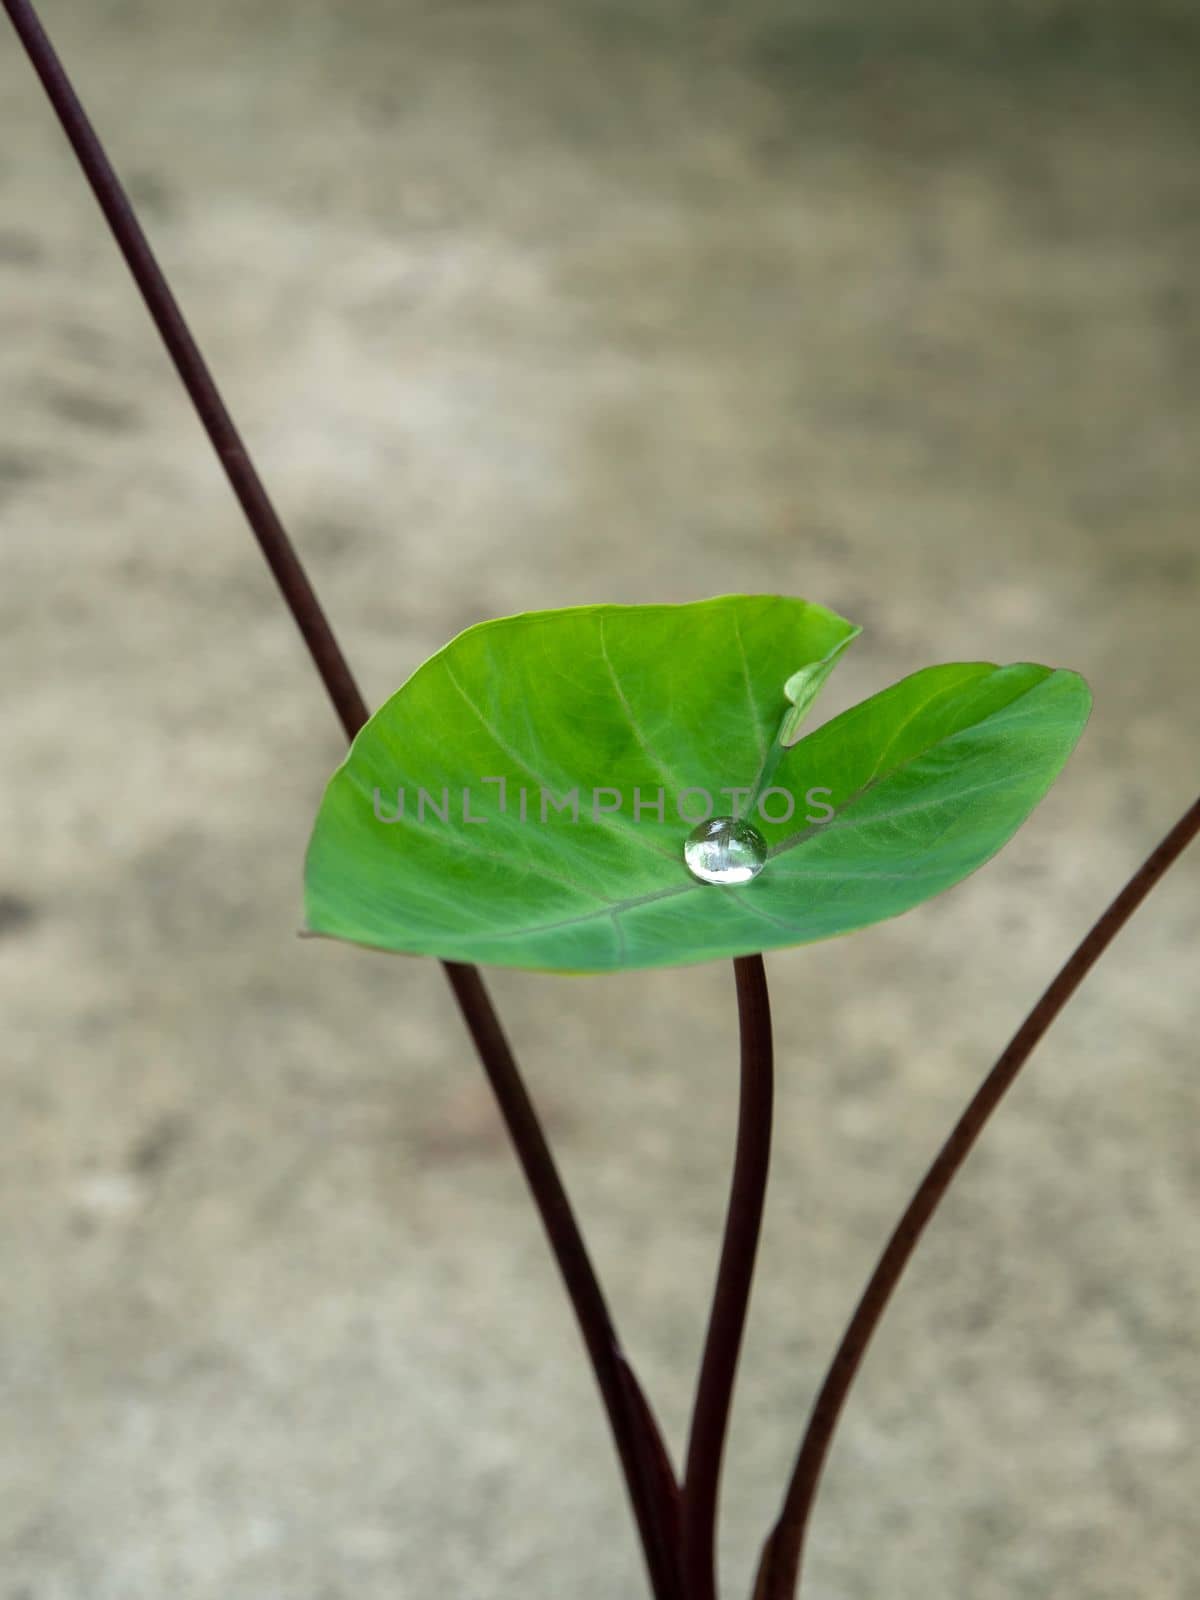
[303,595,1091,973]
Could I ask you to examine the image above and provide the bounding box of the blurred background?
[1,1,1197,1595]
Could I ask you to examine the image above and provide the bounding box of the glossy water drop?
[684,816,767,886]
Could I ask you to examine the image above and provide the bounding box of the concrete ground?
[1,2,1197,1596]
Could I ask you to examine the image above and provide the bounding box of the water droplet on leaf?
[683,816,767,886]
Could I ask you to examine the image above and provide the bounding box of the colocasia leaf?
[303,596,1090,973]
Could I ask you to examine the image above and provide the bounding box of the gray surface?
[1,2,1197,1596]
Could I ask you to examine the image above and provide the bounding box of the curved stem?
[754,792,1200,1600]
[2,0,368,744]
[682,954,775,1600]
[446,965,683,1600]
[2,6,679,1590]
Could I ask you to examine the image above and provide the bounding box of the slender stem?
[619,1349,684,1582]
[445,964,683,1600]
[2,0,368,743]
[682,954,775,1600]
[753,792,1200,1600]
[2,5,679,1590]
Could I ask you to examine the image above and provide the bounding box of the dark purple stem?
[445,964,684,1600]
[681,954,775,1600]
[753,792,1200,1600]
[3,0,367,742]
[1,4,678,1590]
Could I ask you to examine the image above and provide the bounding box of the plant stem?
[2,0,368,744]
[753,791,1200,1600]
[2,4,678,1589]
[682,954,775,1600]
[445,964,683,1600]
